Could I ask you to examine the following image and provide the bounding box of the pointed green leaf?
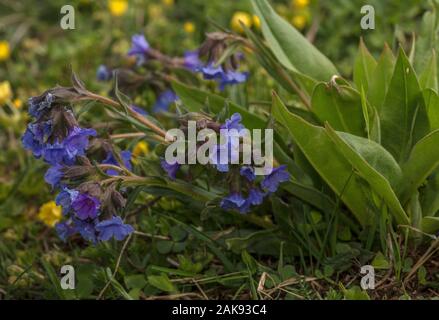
[353,39,377,92]
[423,88,439,130]
[325,126,408,225]
[380,48,429,163]
[399,129,439,205]
[421,216,439,234]
[252,0,338,81]
[419,50,438,91]
[368,44,395,111]
[272,93,373,226]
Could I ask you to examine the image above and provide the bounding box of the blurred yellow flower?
[162,0,174,7]
[292,0,310,8]
[108,0,128,17]
[0,41,10,61]
[13,98,22,109]
[148,4,163,19]
[253,15,261,29]
[133,141,149,158]
[184,21,195,34]
[291,15,307,30]
[231,11,252,33]
[37,201,62,227]
[0,81,12,105]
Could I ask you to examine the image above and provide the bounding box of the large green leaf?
[380,48,430,163]
[353,39,377,92]
[311,80,365,137]
[272,93,373,226]
[419,50,438,91]
[399,129,439,205]
[251,0,338,81]
[325,126,409,225]
[368,44,395,111]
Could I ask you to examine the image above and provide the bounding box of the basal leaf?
[399,129,439,205]
[353,39,377,92]
[272,93,373,226]
[380,48,429,163]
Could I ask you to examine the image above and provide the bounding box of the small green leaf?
[147,274,177,293]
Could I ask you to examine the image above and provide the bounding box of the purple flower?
[56,188,79,214]
[43,142,69,165]
[153,90,178,113]
[161,159,180,180]
[220,193,247,211]
[128,34,150,63]
[261,165,290,193]
[219,70,249,90]
[102,150,132,176]
[73,219,98,243]
[96,65,112,81]
[44,164,64,188]
[63,127,96,159]
[184,50,202,71]
[71,193,100,220]
[201,63,224,80]
[96,216,134,241]
[22,121,53,158]
[240,166,255,182]
[247,188,265,205]
[28,92,54,118]
[55,221,76,242]
[221,113,245,131]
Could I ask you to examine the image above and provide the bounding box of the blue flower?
[96,216,134,241]
[56,188,79,214]
[219,70,248,90]
[153,90,178,113]
[43,142,69,165]
[161,159,180,180]
[184,50,202,71]
[261,165,290,193]
[22,121,53,158]
[28,92,54,118]
[220,193,247,211]
[102,150,132,176]
[55,221,75,242]
[73,218,98,243]
[44,164,64,188]
[201,63,224,80]
[71,193,100,220]
[63,127,97,159]
[247,188,265,205]
[221,113,245,131]
[128,34,150,63]
[96,65,112,81]
[240,166,255,182]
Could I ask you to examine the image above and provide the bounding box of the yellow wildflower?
[253,15,261,29]
[13,98,22,109]
[0,81,12,105]
[133,141,149,157]
[183,21,195,34]
[292,0,310,9]
[108,0,128,17]
[162,0,174,7]
[291,15,307,30]
[0,41,10,61]
[230,11,252,33]
[37,201,62,227]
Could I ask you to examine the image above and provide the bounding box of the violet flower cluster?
[22,90,134,244]
[160,113,290,214]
